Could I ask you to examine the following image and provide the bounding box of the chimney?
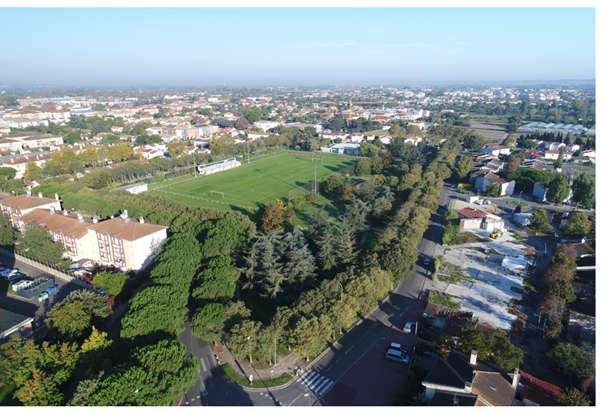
[92,216,98,224]
[512,368,520,389]
[469,350,478,366]
[38,192,43,198]
[139,216,145,224]
[122,209,128,219]
[54,193,60,201]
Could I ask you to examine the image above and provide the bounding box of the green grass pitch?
[148,151,355,212]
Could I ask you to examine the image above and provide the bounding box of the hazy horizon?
[0,8,595,87]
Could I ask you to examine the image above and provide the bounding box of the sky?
[0,8,595,87]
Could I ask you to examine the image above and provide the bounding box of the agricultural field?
[147,151,356,217]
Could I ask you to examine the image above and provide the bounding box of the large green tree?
[453,155,473,181]
[571,174,595,209]
[548,343,594,381]
[15,225,68,268]
[563,212,592,236]
[45,290,112,341]
[459,327,524,370]
[547,175,571,204]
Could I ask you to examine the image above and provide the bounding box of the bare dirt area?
[468,119,508,143]
[431,231,535,331]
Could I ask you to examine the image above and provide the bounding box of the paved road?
[179,188,449,406]
[317,191,447,406]
[178,324,317,406]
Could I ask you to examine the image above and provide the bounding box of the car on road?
[403,321,416,334]
[385,342,410,365]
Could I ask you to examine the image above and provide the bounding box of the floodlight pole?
[312,155,321,195]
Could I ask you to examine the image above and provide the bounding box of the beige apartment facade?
[0,194,167,271]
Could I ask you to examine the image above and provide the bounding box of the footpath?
[214,342,300,386]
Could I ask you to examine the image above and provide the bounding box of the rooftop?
[89,216,167,241]
[0,194,57,210]
[21,208,90,239]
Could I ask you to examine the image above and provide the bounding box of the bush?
[93,271,128,298]
[220,364,292,389]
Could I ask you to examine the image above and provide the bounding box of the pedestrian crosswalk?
[297,369,335,398]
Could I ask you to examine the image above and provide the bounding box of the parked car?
[38,291,49,302]
[3,269,20,279]
[385,342,411,364]
[12,279,34,291]
[45,285,59,295]
[403,321,416,334]
[8,275,25,285]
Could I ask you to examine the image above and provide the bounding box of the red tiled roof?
[520,372,562,406]
[458,207,488,219]
[21,209,89,239]
[89,217,166,241]
[0,195,57,210]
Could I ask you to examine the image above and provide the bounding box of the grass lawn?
[220,364,293,389]
[448,231,490,245]
[428,290,461,310]
[148,151,355,216]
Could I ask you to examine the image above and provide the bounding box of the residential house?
[543,142,565,151]
[479,158,505,173]
[544,150,572,161]
[474,172,515,196]
[532,182,548,202]
[457,207,505,233]
[480,144,511,157]
[517,372,562,406]
[512,212,532,227]
[568,311,595,352]
[580,150,595,161]
[533,182,572,204]
[422,350,519,406]
[253,120,280,132]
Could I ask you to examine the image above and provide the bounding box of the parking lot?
[0,257,85,321]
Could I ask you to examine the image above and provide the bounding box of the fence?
[0,247,90,289]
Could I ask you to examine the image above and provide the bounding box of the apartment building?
[0,194,167,271]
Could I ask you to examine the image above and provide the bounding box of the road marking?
[309,375,327,390]
[319,380,335,397]
[288,391,308,406]
[344,345,355,355]
[199,358,206,372]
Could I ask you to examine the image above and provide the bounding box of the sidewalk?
[213,341,300,381]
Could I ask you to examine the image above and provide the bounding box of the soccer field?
[148,151,355,212]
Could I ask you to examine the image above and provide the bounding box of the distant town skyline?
[0,8,595,87]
